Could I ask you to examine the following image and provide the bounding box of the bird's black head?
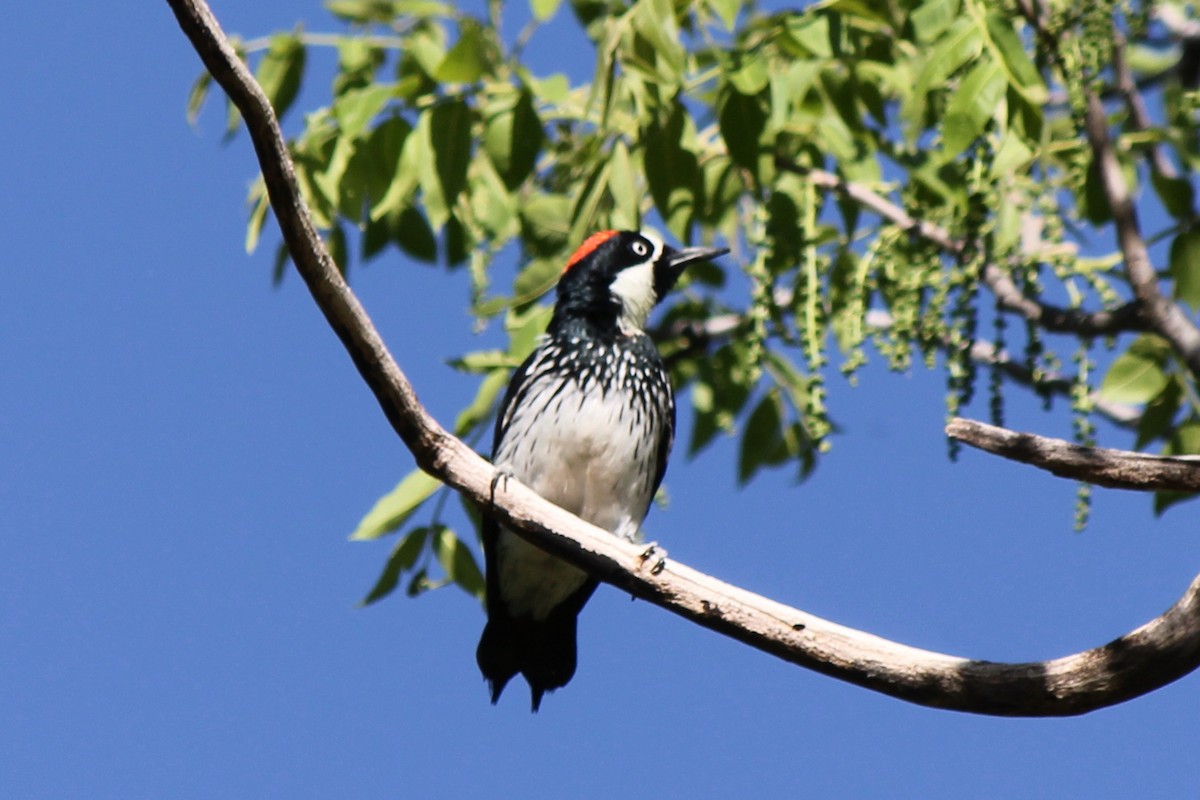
[553,230,728,333]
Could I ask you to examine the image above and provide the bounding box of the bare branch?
[1084,94,1200,379]
[1083,92,1200,377]
[170,0,1200,716]
[1112,30,1179,181]
[775,158,1146,337]
[947,418,1200,491]
[1016,0,1200,378]
[979,262,1146,336]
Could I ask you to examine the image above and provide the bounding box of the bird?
[475,228,728,711]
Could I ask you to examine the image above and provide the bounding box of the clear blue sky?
[3,2,1199,798]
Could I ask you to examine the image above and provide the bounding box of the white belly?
[494,368,664,620]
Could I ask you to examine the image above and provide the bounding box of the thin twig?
[775,158,1146,337]
[1083,93,1200,376]
[653,301,1141,428]
[1112,30,1179,181]
[1017,0,1200,379]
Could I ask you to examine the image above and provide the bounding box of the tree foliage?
[190,0,1200,604]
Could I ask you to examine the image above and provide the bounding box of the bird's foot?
[638,542,668,576]
[490,464,514,506]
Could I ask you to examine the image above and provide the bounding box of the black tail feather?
[476,608,583,712]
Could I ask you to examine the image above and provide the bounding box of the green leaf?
[470,151,519,239]
[407,28,447,78]
[391,205,438,262]
[631,0,684,83]
[1170,229,1200,310]
[530,0,562,21]
[454,368,509,435]
[1155,421,1200,515]
[314,134,358,217]
[406,567,432,597]
[1098,335,1170,404]
[816,108,858,165]
[506,303,554,361]
[349,469,442,540]
[608,139,639,230]
[723,49,769,95]
[1152,171,1196,219]
[432,526,485,598]
[991,129,1033,177]
[708,0,740,30]
[371,121,424,221]
[528,73,569,103]
[568,158,612,246]
[326,0,450,23]
[186,71,211,127]
[645,102,699,238]
[785,15,832,58]
[1153,489,1199,516]
[361,115,412,206]
[739,391,784,484]
[512,257,561,304]
[520,193,571,254]
[688,344,753,456]
[449,350,514,372]
[326,223,349,274]
[1136,378,1182,449]
[334,37,386,95]
[245,178,270,254]
[271,242,290,286]
[983,12,1044,97]
[483,88,543,190]
[1170,419,1200,454]
[256,33,306,121]
[911,0,960,43]
[763,349,811,416]
[906,18,981,130]
[363,215,390,261]
[444,214,469,266]
[942,58,1005,158]
[917,18,982,90]
[429,99,473,214]
[360,526,430,606]
[434,21,489,83]
[334,83,394,139]
[719,90,765,182]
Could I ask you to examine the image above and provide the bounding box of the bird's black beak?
[662,245,730,271]
[656,244,729,298]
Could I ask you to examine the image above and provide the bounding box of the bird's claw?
[638,542,668,576]
[490,464,514,506]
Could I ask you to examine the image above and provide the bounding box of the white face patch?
[609,231,664,333]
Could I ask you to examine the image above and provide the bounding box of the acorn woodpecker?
[476,229,728,711]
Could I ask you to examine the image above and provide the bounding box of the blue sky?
[3,2,1199,797]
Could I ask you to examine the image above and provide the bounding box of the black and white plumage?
[476,229,728,711]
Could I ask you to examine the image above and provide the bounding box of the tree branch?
[1015,0,1200,379]
[655,301,1141,428]
[1112,29,1179,181]
[865,310,1142,428]
[170,0,1200,716]
[775,158,1147,338]
[1082,91,1200,377]
[947,418,1200,492]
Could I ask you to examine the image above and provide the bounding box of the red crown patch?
[563,230,619,273]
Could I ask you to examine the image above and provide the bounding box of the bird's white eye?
[630,240,650,257]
